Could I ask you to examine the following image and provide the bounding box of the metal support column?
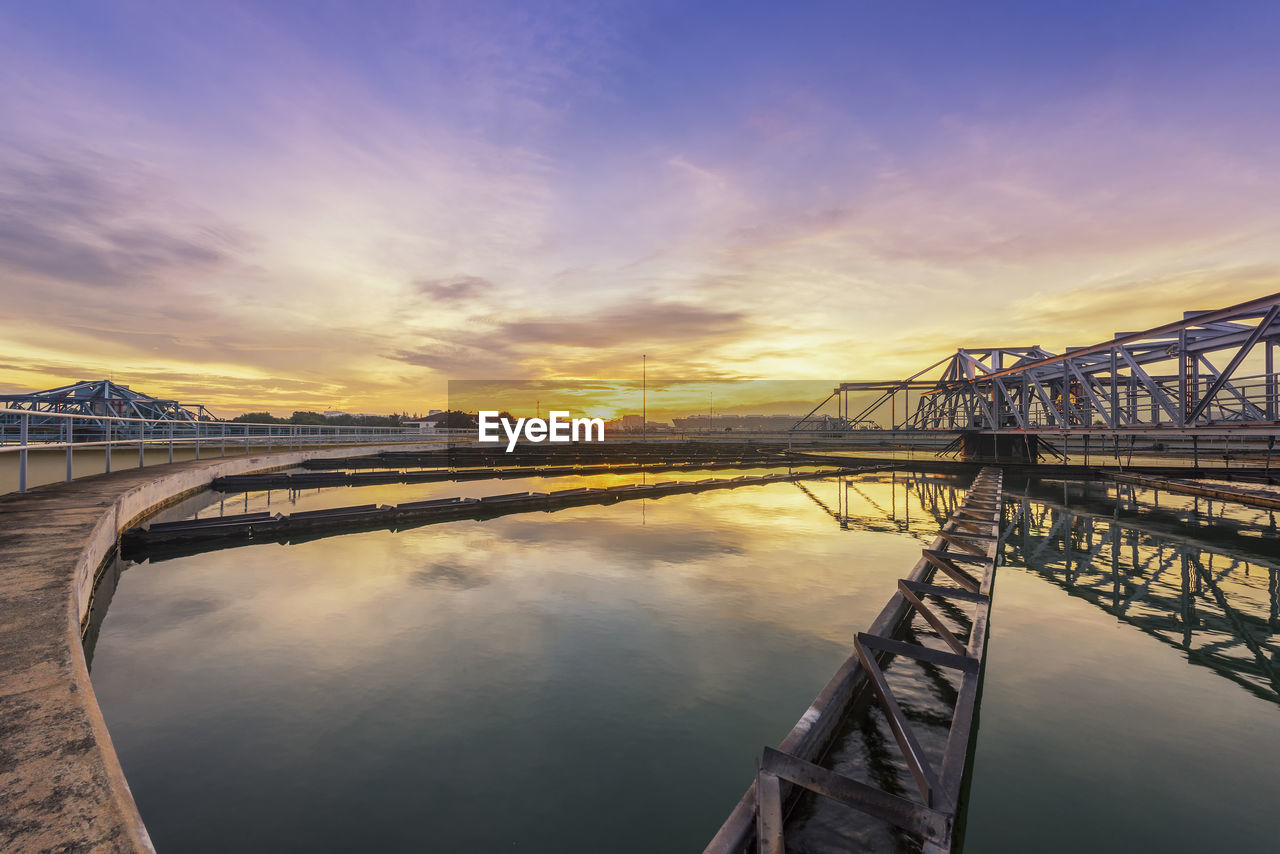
[18,413,27,493]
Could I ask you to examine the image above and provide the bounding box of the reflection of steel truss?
[712,469,1005,854]
[894,474,1280,705]
[1000,495,1280,704]
[793,474,961,540]
[0,379,213,433]
[800,292,1280,436]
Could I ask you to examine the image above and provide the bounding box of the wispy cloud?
[0,145,245,288]
[0,2,1277,413]
[414,276,496,303]
[389,299,758,379]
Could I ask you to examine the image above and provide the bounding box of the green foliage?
[227,410,411,427]
[436,410,478,428]
[289,411,329,425]
[229,412,285,423]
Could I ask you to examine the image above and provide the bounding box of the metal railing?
[0,407,430,494]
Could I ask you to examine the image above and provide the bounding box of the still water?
[90,474,936,852]
[89,473,1280,852]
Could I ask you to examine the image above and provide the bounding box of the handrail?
[0,405,407,429]
[0,406,427,494]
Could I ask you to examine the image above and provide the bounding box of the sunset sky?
[1,1,1277,416]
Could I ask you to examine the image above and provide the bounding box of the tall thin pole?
[642,354,647,442]
[18,412,27,493]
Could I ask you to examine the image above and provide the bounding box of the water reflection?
[854,474,1280,708]
[999,485,1280,705]
[90,475,937,854]
[87,470,1280,853]
[966,479,1280,853]
[784,473,1280,854]
[170,467,835,524]
[784,474,975,854]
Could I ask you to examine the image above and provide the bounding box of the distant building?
[324,409,381,419]
[403,411,472,433]
[603,414,670,435]
[671,414,806,432]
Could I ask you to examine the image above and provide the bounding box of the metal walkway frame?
[799,292,1280,438]
[0,379,214,430]
[706,467,1003,854]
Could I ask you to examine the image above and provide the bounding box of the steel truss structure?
[803,292,1280,436]
[0,379,213,432]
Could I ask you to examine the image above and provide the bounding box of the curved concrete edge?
[0,443,442,852]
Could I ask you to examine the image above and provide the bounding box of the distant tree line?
[228,411,406,427]
[431,410,483,428]
[226,409,503,428]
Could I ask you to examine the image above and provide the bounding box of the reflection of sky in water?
[785,476,1280,853]
[92,475,942,853]
[93,473,1280,853]
[965,482,1280,854]
[179,466,833,520]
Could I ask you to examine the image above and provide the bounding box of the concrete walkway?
[0,444,437,852]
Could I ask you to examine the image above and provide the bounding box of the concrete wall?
[0,443,440,852]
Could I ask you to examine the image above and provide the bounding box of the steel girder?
[0,379,214,432]
[826,292,1280,434]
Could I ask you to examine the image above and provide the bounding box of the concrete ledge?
[0,444,441,852]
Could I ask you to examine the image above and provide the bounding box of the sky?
[0,0,1278,417]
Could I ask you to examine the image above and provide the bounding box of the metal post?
[1110,350,1118,427]
[168,422,174,464]
[195,417,201,460]
[18,412,28,493]
[1178,331,1188,426]
[642,354,647,443]
[221,422,226,457]
[105,418,112,474]
[138,429,145,468]
[1268,341,1277,421]
[267,426,272,454]
[65,417,73,482]
[1062,360,1070,425]
[1191,353,1201,420]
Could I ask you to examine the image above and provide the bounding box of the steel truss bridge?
[0,379,214,433]
[797,292,1280,441]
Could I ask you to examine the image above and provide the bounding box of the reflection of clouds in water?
[165,597,223,622]
[101,580,248,645]
[197,469,827,520]
[108,478,934,692]
[495,514,745,565]
[91,474,954,852]
[407,562,491,590]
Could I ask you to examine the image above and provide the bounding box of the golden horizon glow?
[2,4,1278,416]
